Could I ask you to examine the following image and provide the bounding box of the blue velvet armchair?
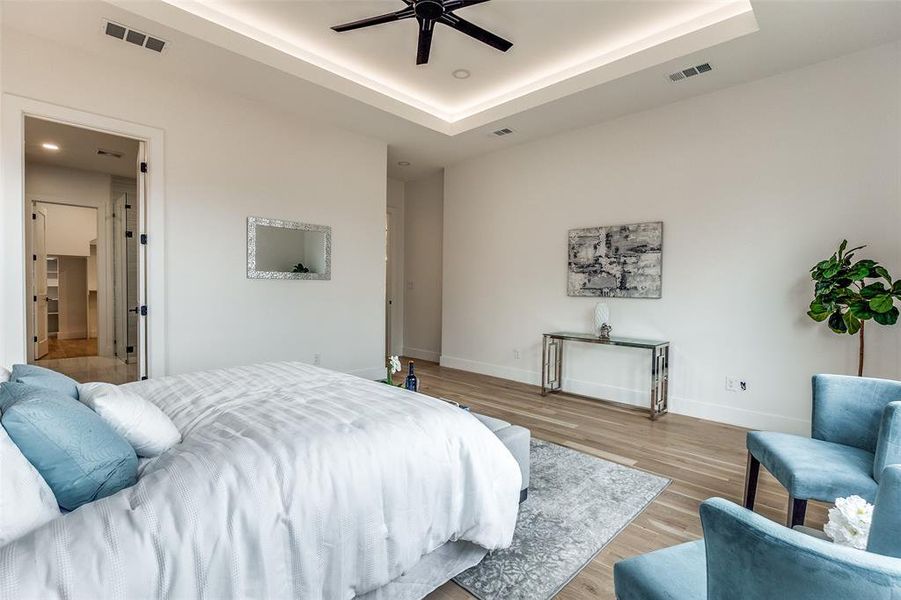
[744,374,901,526]
[613,465,901,600]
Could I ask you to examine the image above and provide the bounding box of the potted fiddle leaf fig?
[808,240,901,376]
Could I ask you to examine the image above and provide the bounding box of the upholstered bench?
[472,412,531,503]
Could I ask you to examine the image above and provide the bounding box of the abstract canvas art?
[568,222,663,298]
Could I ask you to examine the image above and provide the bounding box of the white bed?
[0,362,521,599]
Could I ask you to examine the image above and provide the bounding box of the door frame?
[1,95,166,377]
[28,198,112,360]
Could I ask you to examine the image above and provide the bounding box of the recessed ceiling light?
[397,161,411,167]
[41,143,60,151]
[452,69,471,80]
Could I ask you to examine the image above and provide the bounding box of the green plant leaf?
[837,239,848,258]
[843,244,866,258]
[869,294,895,313]
[815,281,836,296]
[874,266,892,282]
[849,300,873,320]
[822,263,842,278]
[873,306,899,326]
[893,280,901,294]
[808,310,829,322]
[847,260,876,281]
[861,282,888,299]
[843,312,861,335]
[828,311,848,333]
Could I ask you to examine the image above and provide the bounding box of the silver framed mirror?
[246,216,332,280]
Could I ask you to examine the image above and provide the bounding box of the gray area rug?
[454,439,669,600]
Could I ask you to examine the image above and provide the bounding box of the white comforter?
[0,362,521,599]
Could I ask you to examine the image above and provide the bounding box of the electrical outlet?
[726,377,748,392]
[313,353,321,366]
[513,349,521,360]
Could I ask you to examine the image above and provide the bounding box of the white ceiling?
[24,117,140,179]
[4,1,900,180]
[117,0,759,132]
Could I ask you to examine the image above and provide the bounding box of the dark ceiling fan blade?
[438,14,512,52]
[443,0,492,11]
[416,18,435,65]
[331,7,414,32]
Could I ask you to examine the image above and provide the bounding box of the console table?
[540,332,670,420]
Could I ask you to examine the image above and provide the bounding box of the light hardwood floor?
[412,359,827,600]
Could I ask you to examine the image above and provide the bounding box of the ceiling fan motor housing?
[414,0,445,20]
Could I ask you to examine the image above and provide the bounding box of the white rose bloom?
[388,356,402,374]
[824,495,873,550]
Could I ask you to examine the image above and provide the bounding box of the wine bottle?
[404,361,419,392]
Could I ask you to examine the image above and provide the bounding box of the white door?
[136,143,148,379]
[113,192,128,362]
[385,208,403,357]
[33,207,49,359]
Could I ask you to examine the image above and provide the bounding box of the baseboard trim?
[404,347,441,362]
[56,331,88,341]
[439,355,810,434]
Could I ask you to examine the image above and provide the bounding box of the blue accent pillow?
[10,364,79,400]
[0,382,138,511]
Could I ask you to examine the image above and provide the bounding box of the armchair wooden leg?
[743,452,760,510]
[787,497,808,528]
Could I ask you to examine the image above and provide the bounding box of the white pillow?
[0,366,10,383]
[77,382,181,457]
[0,426,60,545]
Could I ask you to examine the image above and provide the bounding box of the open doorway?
[25,117,144,384]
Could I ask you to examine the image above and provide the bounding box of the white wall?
[442,42,901,434]
[404,171,444,362]
[387,177,405,356]
[32,201,98,257]
[2,27,388,377]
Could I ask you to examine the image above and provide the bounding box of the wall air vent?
[97,148,124,159]
[668,62,712,82]
[103,20,167,54]
[492,127,514,137]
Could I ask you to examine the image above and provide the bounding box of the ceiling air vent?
[104,20,167,54]
[492,127,514,137]
[97,148,124,159]
[668,62,712,83]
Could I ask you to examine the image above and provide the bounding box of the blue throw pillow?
[0,382,138,511]
[10,364,79,400]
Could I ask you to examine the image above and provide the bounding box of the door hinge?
[126,345,134,354]
[126,231,134,238]
[33,295,37,302]
[140,162,148,173]
[33,336,37,343]
[125,204,132,209]
[140,305,147,317]
[140,234,147,245]
[32,213,36,220]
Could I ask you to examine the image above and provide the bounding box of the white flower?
[387,355,402,375]
[824,495,873,550]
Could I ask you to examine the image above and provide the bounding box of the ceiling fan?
[331,0,512,66]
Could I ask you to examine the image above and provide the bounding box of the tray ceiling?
[131,0,758,133]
